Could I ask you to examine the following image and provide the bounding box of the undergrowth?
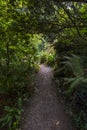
[0,62,36,130]
[54,54,87,130]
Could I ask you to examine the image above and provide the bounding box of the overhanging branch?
[59,3,87,41]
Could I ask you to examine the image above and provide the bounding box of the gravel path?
[20,64,76,130]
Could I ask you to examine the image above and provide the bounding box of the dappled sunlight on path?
[20,64,76,130]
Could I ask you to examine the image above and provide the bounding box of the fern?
[62,54,83,76]
[62,54,87,95]
[66,76,87,95]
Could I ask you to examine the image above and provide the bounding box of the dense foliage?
[53,3,87,130]
[0,0,87,130]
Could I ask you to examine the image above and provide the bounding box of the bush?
[54,54,87,130]
[0,62,35,130]
[40,50,55,66]
[0,98,22,130]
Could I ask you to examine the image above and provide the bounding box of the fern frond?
[63,54,83,76]
[66,76,87,95]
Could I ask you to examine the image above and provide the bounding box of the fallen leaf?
[56,121,60,127]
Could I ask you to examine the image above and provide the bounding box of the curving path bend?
[20,64,76,130]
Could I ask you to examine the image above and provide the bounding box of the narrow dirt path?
[20,65,76,130]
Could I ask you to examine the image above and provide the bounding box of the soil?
[20,64,76,130]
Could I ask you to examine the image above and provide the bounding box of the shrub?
[0,98,22,130]
[54,54,87,130]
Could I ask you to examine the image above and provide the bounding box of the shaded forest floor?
[20,64,76,130]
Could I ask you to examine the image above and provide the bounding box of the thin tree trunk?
[6,41,10,90]
[6,41,10,76]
